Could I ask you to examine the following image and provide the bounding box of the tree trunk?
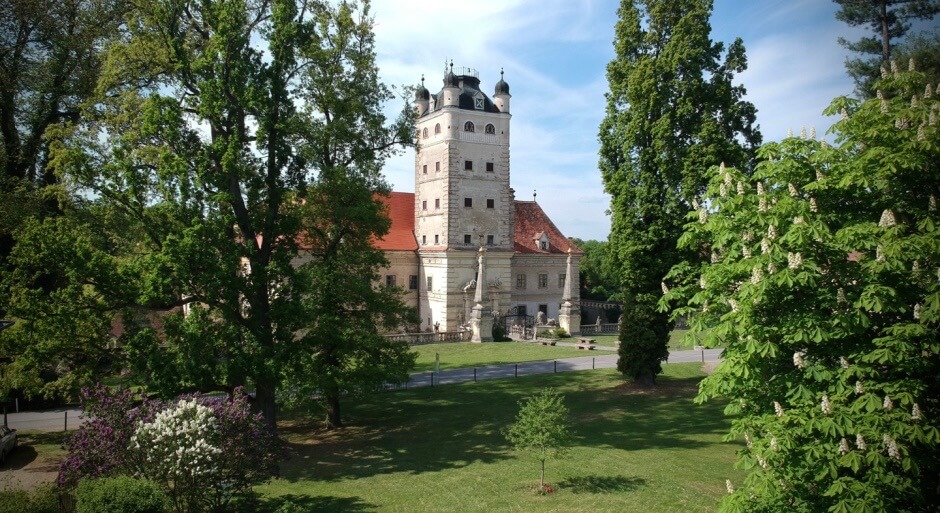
[635,370,656,387]
[255,379,278,433]
[880,1,891,64]
[325,394,343,429]
[540,459,545,490]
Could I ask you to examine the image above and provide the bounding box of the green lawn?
[588,329,707,351]
[411,341,615,372]
[258,363,741,513]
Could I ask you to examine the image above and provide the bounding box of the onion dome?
[414,75,430,101]
[494,68,509,95]
[443,61,458,88]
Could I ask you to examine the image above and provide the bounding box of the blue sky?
[370,0,867,241]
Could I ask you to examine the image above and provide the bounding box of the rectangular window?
[559,274,566,288]
[539,304,548,315]
[434,234,439,244]
[422,200,427,210]
[538,273,548,288]
[464,197,472,208]
[385,275,396,287]
[426,276,433,291]
[465,160,473,171]
[516,274,526,290]
[435,198,440,209]
[486,162,494,172]
[486,234,494,246]
[409,275,419,290]
[464,234,472,244]
[422,235,426,245]
[486,199,495,209]
[435,161,440,172]
[423,164,428,174]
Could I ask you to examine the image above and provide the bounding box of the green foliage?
[664,67,940,511]
[0,484,58,513]
[617,295,669,386]
[599,0,761,384]
[504,387,572,489]
[75,476,167,513]
[570,238,621,302]
[834,0,940,98]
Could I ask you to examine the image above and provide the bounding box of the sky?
[368,0,871,242]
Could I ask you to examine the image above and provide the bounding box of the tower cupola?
[414,75,430,116]
[442,61,459,107]
[493,68,511,113]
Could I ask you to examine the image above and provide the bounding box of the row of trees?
[0,0,416,430]
[601,0,939,510]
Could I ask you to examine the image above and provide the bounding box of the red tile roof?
[513,201,582,254]
[375,192,418,251]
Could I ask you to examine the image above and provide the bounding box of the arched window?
[422,127,428,139]
[464,121,475,133]
[484,124,495,135]
[434,123,441,134]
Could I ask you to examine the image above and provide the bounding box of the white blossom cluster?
[751,267,763,285]
[793,216,804,225]
[761,238,771,255]
[912,403,923,421]
[767,224,777,240]
[856,434,867,451]
[883,433,900,460]
[774,401,785,417]
[879,209,896,228]
[661,282,670,295]
[855,380,864,394]
[810,197,819,212]
[821,395,832,415]
[742,245,751,259]
[728,299,739,313]
[793,351,806,369]
[770,436,778,451]
[131,399,223,483]
[757,182,767,212]
[884,395,894,411]
[839,437,850,455]
[787,252,802,270]
[788,183,799,197]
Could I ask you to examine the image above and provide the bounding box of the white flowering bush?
[662,64,940,512]
[131,399,222,512]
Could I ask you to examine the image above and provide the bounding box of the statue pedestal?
[558,301,581,336]
[470,304,493,343]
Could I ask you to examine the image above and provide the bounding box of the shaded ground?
[0,431,66,491]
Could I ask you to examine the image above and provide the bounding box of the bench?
[539,340,556,346]
[576,338,596,350]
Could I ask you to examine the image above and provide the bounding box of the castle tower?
[413,64,513,332]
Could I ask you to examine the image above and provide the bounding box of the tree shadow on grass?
[559,474,647,494]
[245,493,377,513]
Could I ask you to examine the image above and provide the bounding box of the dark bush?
[75,476,167,513]
[0,484,58,513]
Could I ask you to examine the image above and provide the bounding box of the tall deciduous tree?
[43,0,413,429]
[664,66,940,511]
[834,0,940,98]
[598,0,760,385]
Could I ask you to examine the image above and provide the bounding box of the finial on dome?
[533,189,537,202]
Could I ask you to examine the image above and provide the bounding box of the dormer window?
[474,96,484,110]
[534,232,549,251]
[464,121,475,132]
[484,124,495,135]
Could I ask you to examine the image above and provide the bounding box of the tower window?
[427,276,433,291]
[434,123,441,134]
[435,198,440,209]
[386,275,397,287]
[435,161,440,172]
[422,200,427,210]
[487,235,494,246]
[434,234,439,244]
[422,235,426,245]
[486,162,494,172]
[464,198,472,208]
[465,160,473,171]
[423,164,427,174]
[409,275,419,290]
[516,274,527,290]
[464,121,475,132]
[538,273,548,289]
[559,274,566,288]
[422,128,428,139]
[485,124,495,135]
[486,199,494,209]
[464,234,472,244]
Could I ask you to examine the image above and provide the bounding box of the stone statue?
[536,311,546,325]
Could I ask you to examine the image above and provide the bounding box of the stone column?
[470,247,493,342]
[558,249,581,336]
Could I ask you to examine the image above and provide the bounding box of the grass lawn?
[588,329,708,351]
[258,363,741,513]
[411,341,615,372]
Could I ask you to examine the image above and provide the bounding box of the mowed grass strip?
[411,341,615,372]
[258,363,741,513]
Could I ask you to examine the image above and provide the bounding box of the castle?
[377,65,582,339]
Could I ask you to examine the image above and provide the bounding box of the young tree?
[47,0,413,429]
[599,0,761,385]
[663,65,939,511]
[504,388,572,491]
[834,0,940,98]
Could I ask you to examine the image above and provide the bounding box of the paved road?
[5,347,723,431]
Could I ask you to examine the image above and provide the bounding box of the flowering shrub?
[131,398,222,512]
[663,63,940,511]
[59,387,279,513]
